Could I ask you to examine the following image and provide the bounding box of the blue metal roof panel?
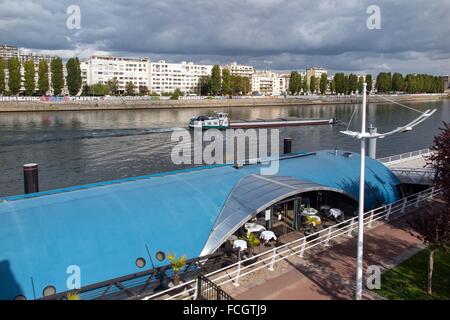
[0,150,401,299]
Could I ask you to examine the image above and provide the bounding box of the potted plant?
[305,215,321,236]
[167,253,187,286]
[66,291,80,300]
[243,233,261,257]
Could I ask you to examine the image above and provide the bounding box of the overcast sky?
[1,0,449,75]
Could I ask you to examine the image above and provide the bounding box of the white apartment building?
[80,56,150,93]
[251,71,289,96]
[306,67,328,84]
[149,60,213,94]
[223,62,255,78]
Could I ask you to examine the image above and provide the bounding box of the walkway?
[224,216,423,300]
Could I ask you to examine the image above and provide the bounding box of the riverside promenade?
[221,150,432,300]
[0,94,447,112]
[228,216,423,300]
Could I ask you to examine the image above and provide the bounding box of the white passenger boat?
[189,112,230,129]
[189,112,336,130]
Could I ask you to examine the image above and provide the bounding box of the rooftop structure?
[223,62,255,78]
[0,150,401,300]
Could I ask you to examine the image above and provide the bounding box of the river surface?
[0,100,448,197]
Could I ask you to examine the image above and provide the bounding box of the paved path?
[385,153,432,169]
[231,217,423,300]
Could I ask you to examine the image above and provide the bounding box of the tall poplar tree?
[8,58,21,95]
[319,73,328,95]
[366,74,373,92]
[221,68,232,95]
[211,65,221,95]
[24,60,36,96]
[38,60,49,95]
[66,57,82,96]
[289,71,301,95]
[51,57,64,96]
[309,75,316,93]
[0,58,5,94]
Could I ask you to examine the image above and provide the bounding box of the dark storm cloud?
[0,0,449,74]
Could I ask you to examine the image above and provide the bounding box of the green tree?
[289,71,301,95]
[348,74,358,94]
[366,74,373,92]
[81,84,91,96]
[211,65,221,95]
[376,72,392,94]
[171,88,182,100]
[90,83,110,96]
[24,60,36,96]
[222,68,232,95]
[319,73,328,95]
[392,73,405,92]
[199,75,211,96]
[309,75,316,93]
[330,79,336,94]
[343,75,349,95]
[302,76,309,93]
[125,81,135,95]
[66,58,82,96]
[8,58,21,95]
[235,76,251,95]
[139,85,149,95]
[51,58,64,96]
[358,76,365,94]
[38,60,49,96]
[107,77,119,95]
[333,73,345,94]
[0,58,5,94]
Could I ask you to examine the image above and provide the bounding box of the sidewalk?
[225,217,424,300]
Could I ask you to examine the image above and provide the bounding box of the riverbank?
[0,94,448,112]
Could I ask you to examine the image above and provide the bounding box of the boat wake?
[0,127,185,147]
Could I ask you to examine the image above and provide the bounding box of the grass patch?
[375,248,450,300]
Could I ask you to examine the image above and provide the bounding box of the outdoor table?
[260,231,277,243]
[330,208,343,219]
[233,240,248,252]
[301,208,318,216]
[244,223,266,235]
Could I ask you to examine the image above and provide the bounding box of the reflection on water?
[0,100,448,197]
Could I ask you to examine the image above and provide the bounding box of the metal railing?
[391,168,436,185]
[196,274,234,300]
[378,148,432,164]
[144,187,440,301]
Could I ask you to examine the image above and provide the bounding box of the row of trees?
[331,73,372,95]
[0,57,82,96]
[81,78,148,96]
[377,72,445,94]
[289,72,330,95]
[288,71,446,96]
[201,65,251,96]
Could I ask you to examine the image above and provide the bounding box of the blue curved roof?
[0,150,400,300]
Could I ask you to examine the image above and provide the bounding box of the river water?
[0,100,448,197]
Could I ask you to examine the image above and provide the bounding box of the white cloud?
[0,0,449,74]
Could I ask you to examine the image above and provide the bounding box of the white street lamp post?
[355,83,367,300]
[340,84,436,300]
